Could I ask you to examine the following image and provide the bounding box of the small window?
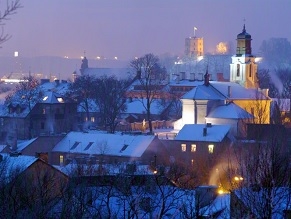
[60,155,64,166]
[208,144,214,154]
[237,64,240,77]
[42,108,46,114]
[90,117,95,122]
[191,144,196,152]
[249,64,252,77]
[181,144,186,152]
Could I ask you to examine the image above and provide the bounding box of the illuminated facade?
[230,25,258,89]
[185,37,204,57]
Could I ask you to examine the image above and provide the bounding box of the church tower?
[230,24,258,89]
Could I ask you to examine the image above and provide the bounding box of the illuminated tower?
[185,33,204,58]
[230,24,258,89]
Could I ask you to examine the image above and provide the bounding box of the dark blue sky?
[1,0,290,60]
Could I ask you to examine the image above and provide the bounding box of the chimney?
[190,73,195,81]
[203,127,207,136]
[55,79,60,86]
[228,86,231,97]
[175,74,180,84]
[204,72,210,86]
[180,72,185,80]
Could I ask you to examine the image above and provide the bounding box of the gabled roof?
[175,124,230,142]
[41,91,66,104]
[182,84,225,100]
[206,102,254,119]
[182,81,269,101]
[52,131,156,157]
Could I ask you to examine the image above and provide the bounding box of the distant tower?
[185,27,204,58]
[80,57,88,75]
[230,24,258,89]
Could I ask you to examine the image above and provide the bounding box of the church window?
[181,144,186,152]
[208,144,214,154]
[60,155,64,166]
[237,64,240,77]
[191,144,196,152]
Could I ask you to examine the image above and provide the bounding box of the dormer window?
[57,97,64,103]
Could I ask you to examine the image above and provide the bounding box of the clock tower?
[230,25,258,89]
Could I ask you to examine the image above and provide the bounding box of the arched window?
[237,64,240,77]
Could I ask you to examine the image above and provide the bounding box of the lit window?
[90,117,95,122]
[60,155,64,166]
[208,144,214,154]
[57,97,64,103]
[181,144,186,152]
[42,108,46,114]
[191,144,196,152]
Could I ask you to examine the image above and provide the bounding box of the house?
[0,153,69,218]
[50,131,169,166]
[0,80,78,142]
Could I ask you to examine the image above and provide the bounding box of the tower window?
[191,144,196,152]
[249,64,252,77]
[208,144,214,154]
[237,64,240,77]
[181,144,186,152]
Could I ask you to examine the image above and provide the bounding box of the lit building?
[230,24,258,89]
[185,36,204,58]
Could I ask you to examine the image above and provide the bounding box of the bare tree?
[0,0,21,46]
[130,53,167,133]
[94,75,130,133]
[66,74,97,122]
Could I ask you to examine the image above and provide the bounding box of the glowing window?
[60,155,64,165]
[191,144,196,152]
[181,144,186,152]
[208,144,214,154]
[57,97,64,103]
[90,117,95,122]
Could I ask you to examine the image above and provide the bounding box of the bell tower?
[230,24,258,89]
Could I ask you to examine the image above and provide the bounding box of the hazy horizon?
[0,0,290,61]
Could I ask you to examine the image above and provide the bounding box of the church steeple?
[230,24,258,89]
[236,24,252,56]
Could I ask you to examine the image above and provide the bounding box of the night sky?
[1,0,291,60]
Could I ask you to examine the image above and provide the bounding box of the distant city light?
[64,56,69,59]
[81,56,84,59]
[96,56,101,60]
[14,51,19,57]
[114,56,118,60]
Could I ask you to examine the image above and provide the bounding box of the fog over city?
[0,0,290,78]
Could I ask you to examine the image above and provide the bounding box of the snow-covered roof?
[41,91,66,104]
[175,124,230,142]
[182,81,269,100]
[206,102,254,119]
[168,80,204,87]
[15,138,38,152]
[40,81,70,95]
[0,153,38,182]
[182,84,226,100]
[52,131,156,157]
[82,67,132,79]
[125,99,166,115]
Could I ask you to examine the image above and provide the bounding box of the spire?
[242,24,246,33]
